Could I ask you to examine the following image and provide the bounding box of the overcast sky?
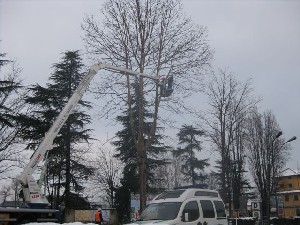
[1,0,299,170]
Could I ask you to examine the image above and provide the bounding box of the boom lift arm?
[18,63,173,206]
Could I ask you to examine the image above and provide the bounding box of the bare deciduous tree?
[82,0,213,210]
[0,184,13,203]
[0,179,19,204]
[245,109,290,222]
[202,69,258,214]
[92,147,123,207]
[152,151,185,190]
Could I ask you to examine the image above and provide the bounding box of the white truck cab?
[131,188,227,225]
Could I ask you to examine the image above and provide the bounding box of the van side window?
[213,200,226,217]
[200,200,215,218]
[195,191,218,197]
[182,201,200,222]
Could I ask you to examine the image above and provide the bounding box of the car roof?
[152,188,221,203]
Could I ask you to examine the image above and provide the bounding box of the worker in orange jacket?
[95,208,103,225]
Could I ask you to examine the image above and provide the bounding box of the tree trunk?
[138,143,147,211]
[65,120,71,208]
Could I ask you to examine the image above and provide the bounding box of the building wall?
[64,208,118,225]
[276,174,300,217]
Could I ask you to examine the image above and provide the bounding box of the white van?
[130,188,227,225]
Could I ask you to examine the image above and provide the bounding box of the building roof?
[277,190,300,194]
[277,168,300,177]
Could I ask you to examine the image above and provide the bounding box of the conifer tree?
[174,124,209,185]
[113,82,168,222]
[21,50,94,209]
[0,52,25,175]
[0,53,16,127]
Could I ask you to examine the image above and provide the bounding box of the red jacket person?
[95,208,103,224]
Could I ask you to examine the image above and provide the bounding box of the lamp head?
[287,136,297,143]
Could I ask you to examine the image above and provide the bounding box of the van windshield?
[139,202,181,221]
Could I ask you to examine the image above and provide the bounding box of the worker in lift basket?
[95,208,104,225]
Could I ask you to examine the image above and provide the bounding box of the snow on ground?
[26,223,96,225]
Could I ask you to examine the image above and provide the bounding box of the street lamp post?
[270,131,282,222]
[274,136,297,217]
[266,132,282,225]
[230,161,238,218]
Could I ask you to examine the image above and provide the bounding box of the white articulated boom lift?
[0,63,173,224]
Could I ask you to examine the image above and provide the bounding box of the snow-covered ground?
[26,223,96,225]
